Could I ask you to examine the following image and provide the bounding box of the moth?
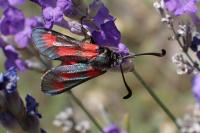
[32,28,165,99]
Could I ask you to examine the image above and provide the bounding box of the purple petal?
[192,73,200,103]
[92,21,120,47]
[14,17,43,48]
[0,0,9,9]
[93,4,110,26]
[164,0,179,12]
[30,0,56,8]
[8,0,25,6]
[15,28,31,48]
[0,6,25,35]
[26,94,42,118]
[164,0,199,16]
[3,45,26,71]
[104,124,126,133]
[43,7,63,29]
[118,43,129,55]
[57,0,72,11]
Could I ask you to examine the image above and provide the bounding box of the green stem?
[132,70,180,129]
[68,91,104,133]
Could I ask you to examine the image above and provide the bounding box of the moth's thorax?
[90,47,134,72]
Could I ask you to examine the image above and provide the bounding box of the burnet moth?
[32,28,166,99]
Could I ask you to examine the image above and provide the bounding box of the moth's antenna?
[123,49,166,59]
[120,64,132,99]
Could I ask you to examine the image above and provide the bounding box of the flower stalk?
[68,91,104,133]
[132,69,180,129]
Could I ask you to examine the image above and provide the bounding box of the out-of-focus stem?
[132,69,180,129]
[68,91,104,133]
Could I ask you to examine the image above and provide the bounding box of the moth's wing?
[32,28,99,62]
[41,63,106,95]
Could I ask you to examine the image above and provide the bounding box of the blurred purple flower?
[42,6,63,29]
[164,0,199,16]
[192,73,200,103]
[30,0,72,29]
[0,39,26,71]
[30,0,56,8]
[104,124,126,133]
[0,6,25,35]
[118,43,129,55]
[8,0,25,6]
[15,16,43,48]
[26,94,42,118]
[57,0,73,14]
[0,67,18,93]
[91,21,121,47]
[83,0,121,47]
[0,0,9,9]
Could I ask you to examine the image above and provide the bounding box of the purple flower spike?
[0,6,25,35]
[57,0,72,12]
[92,21,121,47]
[191,34,200,52]
[192,73,200,103]
[43,6,63,29]
[0,39,27,71]
[15,16,43,48]
[83,0,120,47]
[4,45,27,71]
[0,67,18,93]
[104,124,126,133]
[93,4,113,27]
[164,0,199,16]
[25,94,42,118]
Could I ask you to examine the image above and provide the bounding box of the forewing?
[32,28,99,62]
[41,63,106,95]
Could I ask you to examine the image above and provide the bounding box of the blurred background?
[0,0,195,132]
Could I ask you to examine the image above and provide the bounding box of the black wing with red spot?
[32,28,100,62]
[42,63,105,95]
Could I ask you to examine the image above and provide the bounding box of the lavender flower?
[0,67,18,93]
[30,0,73,29]
[164,0,199,16]
[15,16,44,48]
[83,0,121,47]
[0,68,45,132]
[0,39,26,71]
[26,94,42,118]
[8,0,25,6]
[0,6,25,35]
[104,124,126,133]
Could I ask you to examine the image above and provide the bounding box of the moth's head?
[115,49,166,72]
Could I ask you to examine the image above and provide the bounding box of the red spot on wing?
[60,72,82,79]
[57,47,78,56]
[53,82,64,90]
[81,51,98,58]
[57,47,98,59]
[87,69,102,77]
[42,33,56,47]
[82,43,99,52]
[62,61,77,65]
